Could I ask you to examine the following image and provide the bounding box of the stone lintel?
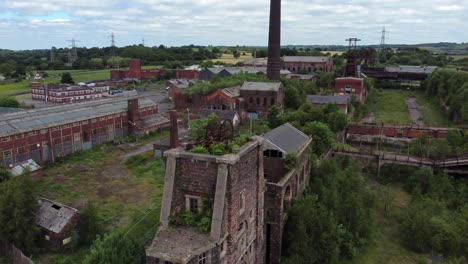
[160,155,177,227]
[210,163,229,240]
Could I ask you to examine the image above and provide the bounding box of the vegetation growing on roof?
[170,196,213,232]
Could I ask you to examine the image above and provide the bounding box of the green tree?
[302,121,334,156]
[0,165,11,183]
[326,111,347,133]
[188,113,219,143]
[267,105,283,128]
[79,203,102,246]
[83,231,142,264]
[0,175,39,254]
[0,97,20,108]
[61,72,74,84]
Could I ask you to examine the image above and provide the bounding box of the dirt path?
[120,142,158,160]
[406,97,425,126]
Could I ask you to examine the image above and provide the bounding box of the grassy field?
[211,53,253,64]
[367,90,411,125]
[365,89,452,127]
[33,132,168,263]
[413,91,453,127]
[325,51,344,56]
[350,183,429,264]
[0,69,111,95]
[449,55,468,61]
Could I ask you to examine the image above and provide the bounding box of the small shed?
[10,159,42,180]
[35,198,80,250]
[306,95,349,114]
[199,109,241,127]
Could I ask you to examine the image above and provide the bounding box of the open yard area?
[364,89,452,127]
[0,69,111,96]
[210,53,253,64]
[366,89,411,125]
[33,132,168,263]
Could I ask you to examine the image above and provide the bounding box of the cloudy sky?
[0,0,467,50]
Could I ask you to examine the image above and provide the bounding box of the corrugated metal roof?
[385,65,437,74]
[306,95,349,105]
[0,97,155,137]
[221,86,241,98]
[263,123,309,154]
[0,107,23,114]
[240,81,281,92]
[10,159,41,176]
[283,56,330,63]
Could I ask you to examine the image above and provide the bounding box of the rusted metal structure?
[267,0,281,80]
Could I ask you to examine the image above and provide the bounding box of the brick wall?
[156,137,265,264]
[240,88,284,118]
[346,124,451,139]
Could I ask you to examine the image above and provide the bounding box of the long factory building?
[0,97,169,166]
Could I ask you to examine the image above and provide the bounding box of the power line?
[380,27,386,51]
[124,205,161,237]
[66,38,80,65]
[110,32,117,69]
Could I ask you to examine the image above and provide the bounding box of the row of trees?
[378,47,449,66]
[409,130,468,159]
[282,157,376,263]
[0,45,222,77]
[422,69,468,124]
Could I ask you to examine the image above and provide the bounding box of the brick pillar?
[129,59,142,80]
[128,98,140,134]
[169,111,179,148]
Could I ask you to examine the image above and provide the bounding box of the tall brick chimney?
[169,110,179,148]
[267,0,281,80]
[127,98,140,134]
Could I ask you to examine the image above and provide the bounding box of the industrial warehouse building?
[0,97,169,167]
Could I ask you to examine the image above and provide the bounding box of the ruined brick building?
[334,77,367,103]
[147,136,267,264]
[146,122,312,264]
[172,81,284,119]
[0,97,169,167]
[281,56,334,73]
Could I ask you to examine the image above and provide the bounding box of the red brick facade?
[30,82,110,103]
[282,56,334,73]
[0,99,166,167]
[263,139,312,264]
[346,124,451,139]
[147,138,266,264]
[334,77,367,102]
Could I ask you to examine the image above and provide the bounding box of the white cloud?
[0,0,467,49]
[435,5,465,11]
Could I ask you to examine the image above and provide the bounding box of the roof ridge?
[283,123,308,138]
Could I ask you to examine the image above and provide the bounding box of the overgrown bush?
[282,157,376,263]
